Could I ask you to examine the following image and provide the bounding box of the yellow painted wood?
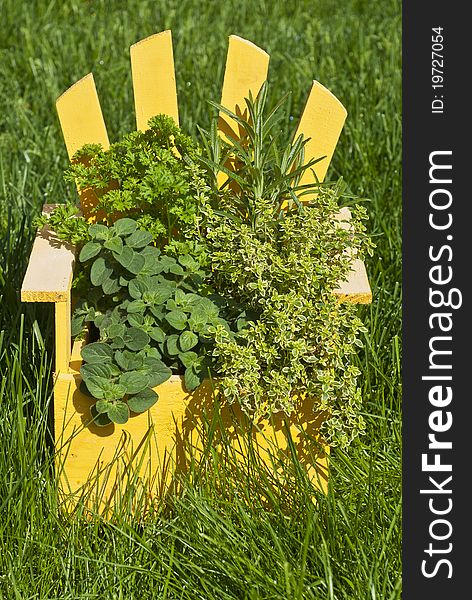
[56,73,110,219]
[334,259,372,303]
[55,298,71,375]
[219,35,270,139]
[333,207,372,304]
[21,206,75,303]
[69,339,84,375]
[54,372,329,513]
[294,80,347,190]
[56,73,110,159]
[130,30,179,130]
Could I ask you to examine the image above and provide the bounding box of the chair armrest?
[21,205,76,374]
[333,207,372,304]
[21,205,75,303]
[333,258,372,304]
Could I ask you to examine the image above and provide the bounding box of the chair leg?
[55,295,71,375]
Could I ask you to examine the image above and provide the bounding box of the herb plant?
[196,85,374,448]
[41,87,373,448]
[74,217,230,426]
[68,115,212,242]
[36,115,212,246]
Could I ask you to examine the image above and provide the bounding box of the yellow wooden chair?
[21,31,371,514]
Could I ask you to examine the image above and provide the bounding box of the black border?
[403,3,469,596]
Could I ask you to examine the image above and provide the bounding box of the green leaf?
[115,246,145,274]
[79,241,101,262]
[119,371,149,394]
[184,367,201,391]
[106,323,126,339]
[174,288,187,305]
[108,401,130,424]
[107,383,126,400]
[140,246,161,260]
[95,399,112,414]
[114,218,137,236]
[110,336,125,349]
[90,257,113,286]
[128,278,149,300]
[90,404,112,427]
[86,377,126,401]
[179,330,198,352]
[179,351,198,368]
[141,357,172,387]
[149,326,165,342]
[158,256,177,272]
[126,230,153,248]
[178,254,198,269]
[128,253,146,275]
[81,362,120,379]
[147,276,169,292]
[71,313,85,337]
[127,313,144,327]
[128,388,158,413]
[149,305,165,320]
[145,346,162,359]
[166,334,180,356]
[145,283,174,305]
[95,313,114,330]
[85,306,97,321]
[89,224,109,240]
[165,310,187,331]
[127,299,146,314]
[93,314,105,329]
[123,327,150,351]
[115,350,144,371]
[104,236,123,254]
[166,298,178,311]
[188,310,208,332]
[141,246,163,275]
[114,351,128,370]
[169,263,185,275]
[102,276,121,295]
[185,293,203,305]
[115,246,134,268]
[82,375,109,399]
[196,298,219,318]
[81,342,113,364]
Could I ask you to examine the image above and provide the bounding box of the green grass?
[0,0,401,597]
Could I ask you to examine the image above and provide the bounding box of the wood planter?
[21,32,372,512]
[55,342,332,511]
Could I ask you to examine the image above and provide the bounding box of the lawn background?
[0,0,401,598]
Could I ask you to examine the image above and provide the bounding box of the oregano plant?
[74,217,232,426]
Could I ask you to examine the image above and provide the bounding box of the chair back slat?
[130,30,179,130]
[217,35,269,187]
[56,72,109,158]
[294,80,347,189]
[219,35,269,140]
[56,37,347,215]
[56,73,109,219]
